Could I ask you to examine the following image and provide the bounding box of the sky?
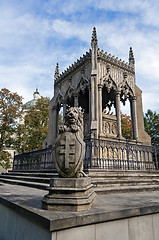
[0,0,159,114]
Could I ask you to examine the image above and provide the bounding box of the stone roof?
[54,49,135,86]
[97,48,135,73]
[54,28,135,85]
[54,50,92,85]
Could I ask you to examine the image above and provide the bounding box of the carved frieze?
[102,113,117,136]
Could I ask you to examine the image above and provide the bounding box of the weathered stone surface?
[53,107,85,178]
[42,177,96,211]
[2,184,159,239]
[45,27,150,147]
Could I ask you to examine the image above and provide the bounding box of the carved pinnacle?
[91,27,98,47]
[129,47,135,66]
[54,63,60,80]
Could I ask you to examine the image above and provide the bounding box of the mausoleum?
[43,27,153,171]
[45,27,150,147]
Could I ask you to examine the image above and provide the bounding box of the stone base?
[42,177,96,211]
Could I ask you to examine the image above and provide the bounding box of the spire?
[129,47,135,67]
[54,63,60,80]
[91,27,98,47]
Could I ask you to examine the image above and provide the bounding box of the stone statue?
[59,107,83,138]
[53,107,86,178]
[42,108,96,211]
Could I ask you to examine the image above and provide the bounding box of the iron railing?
[84,139,159,171]
[13,147,55,170]
[13,139,159,171]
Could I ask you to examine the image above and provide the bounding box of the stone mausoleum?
[45,27,150,150]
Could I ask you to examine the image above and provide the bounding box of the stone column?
[74,94,79,107]
[90,75,98,138]
[91,76,95,121]
[115,91,122,138]
[52,106,58,143]
[88,85,91,135]
[98,84,103,135]
[130,96,138,140]
[63,101,66,123]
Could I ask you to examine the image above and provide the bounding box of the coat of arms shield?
[53,131,85,178]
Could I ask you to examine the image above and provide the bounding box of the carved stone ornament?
[53,107,85,178]
[103,76,117,93]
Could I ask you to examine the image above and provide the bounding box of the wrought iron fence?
[84,138,159,171]
[13,139,159,171]
[13,147,55,170]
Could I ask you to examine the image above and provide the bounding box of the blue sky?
[0,0,159,114]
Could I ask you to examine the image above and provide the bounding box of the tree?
[144,109,159,146]
[0,151,11,169]
[14,97,50,153]
[121,113,132,139]
[0,88,24,150]
[0,88,24,169]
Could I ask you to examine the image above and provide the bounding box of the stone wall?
[1,203,159,240]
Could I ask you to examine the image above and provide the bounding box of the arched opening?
[78,87,89,138]
[120,85,133,139]
[102,86,117,136]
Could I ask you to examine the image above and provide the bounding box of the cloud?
[0,0,159,114]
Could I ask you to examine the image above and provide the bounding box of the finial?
[129,47,135,66]
[91,27,98,47]
[54,63,60,80]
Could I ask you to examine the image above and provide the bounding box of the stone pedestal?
[42,177,96,211]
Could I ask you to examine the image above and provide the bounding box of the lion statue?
[59,107,83,137]
[58,107,86,177]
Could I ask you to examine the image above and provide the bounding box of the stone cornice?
[97,49,135,74]
[54,48,135,86]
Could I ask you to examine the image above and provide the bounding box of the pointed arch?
[55,92,64,106]
[64,84,75,101]
[77,76,89,94]
[102,74,117,93]
[119,81,134,105]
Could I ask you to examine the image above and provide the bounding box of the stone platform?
[1,183,159,240]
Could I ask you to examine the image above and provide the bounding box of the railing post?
[126,137,129,170]
[89,139,92,169]
[154,145,158,170]
[13,151,16,170]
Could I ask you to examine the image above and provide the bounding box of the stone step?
[1,174,159,188]
[3,172,58,178]
[1,169,159,194]
[88,175,159,181]
[0,175,51,184]
[88,170,159,179]
[0,178,49,190]
[8,169,57,173]
[88,169,159,174]
[92,179,159,187]
[95,184,159,195]
[1,177,159,195]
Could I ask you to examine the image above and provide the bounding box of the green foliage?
[0,88,24,151]
[144,109,159,146]
[59,113,63,127]
[0,151,11,169]
[14,97,50,153]
[121,113,132,139]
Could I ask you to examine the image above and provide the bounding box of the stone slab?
[1,183,159,232]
